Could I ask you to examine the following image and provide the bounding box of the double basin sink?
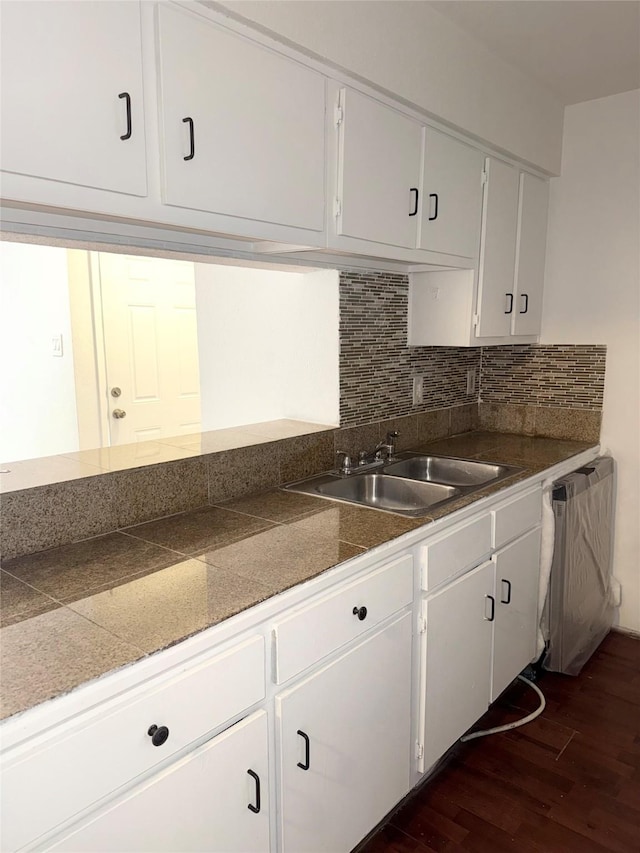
[283,453,522,517]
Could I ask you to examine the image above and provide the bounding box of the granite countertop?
[0,432,596,722]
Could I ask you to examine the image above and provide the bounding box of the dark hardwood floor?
[359,631,640,853]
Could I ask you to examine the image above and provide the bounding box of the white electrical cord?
[459,674,546,743]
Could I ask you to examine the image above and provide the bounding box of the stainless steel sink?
[383,455,520,487]
[315,473,460,516]
[282,453,522,517]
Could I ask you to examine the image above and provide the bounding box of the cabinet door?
[0,1,147,196]
[277,613,412,853]
[491,527,542,701]
[157,5,325,233]
[475,157,520,337]
[45,712,270,853]
[420,128,485,259]
[420,561,494,771]
[1,636,265,853]
[337,88,422,248]
[512,173,550,337]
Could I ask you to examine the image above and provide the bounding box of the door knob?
[112,409,127,419]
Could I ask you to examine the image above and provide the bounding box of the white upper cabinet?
[419,128,485,260]
[334,88,423,249]
[156,4,325,234]
[331,90,486,263]
[476,159,550,340]
[1,1,549,267]
[0,1,147,196]
[512,172,550,336]
[476,157,520,338]
[409,158,549,346]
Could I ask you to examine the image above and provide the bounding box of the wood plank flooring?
[358,631,640,853]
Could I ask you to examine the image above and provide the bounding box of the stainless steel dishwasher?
[542,456,616,675]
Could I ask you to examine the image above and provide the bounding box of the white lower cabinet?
[1,635,266,852]
[419,495,543,774]
[420,561,494,771]
[1,484,548,853]
[276,612,412,853]
[44,711,270,853]
[492,527,542,701]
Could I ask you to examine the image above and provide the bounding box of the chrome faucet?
[374,430,399,461]
[336,431,399,475]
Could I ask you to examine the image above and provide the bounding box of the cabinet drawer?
[1,636,265,852]
[421,514,492,591]
[273,554,413,684]
[44,711,270,853]
[492,488,542,549]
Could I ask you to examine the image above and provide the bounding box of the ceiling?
[428,1,640,105]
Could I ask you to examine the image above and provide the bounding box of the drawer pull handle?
[247,769,261,813]
[147,724,170,747]
[484,595,495,622]
[297,729,310,770]
[501,579,512,605]
[352,605,368,621]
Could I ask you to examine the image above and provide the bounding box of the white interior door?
[0,1,147,195]
[277,613,412,853]
[476,157,520,337]
[337,88,422,248]
[512,172,550,337]
[98,253,201,445]
[491,527,542,701]
[46,712,270,853]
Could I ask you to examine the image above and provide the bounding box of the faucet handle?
[335,450,352,474]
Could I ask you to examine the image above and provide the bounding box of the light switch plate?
[52,334,63,357]
[466,368,476,395]
[413,375,424,405]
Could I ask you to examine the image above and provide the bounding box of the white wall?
[279,269,340,423]
[215,0,564,174]
[541,90,640,632]
[195,264,339,429]
[0,242,80,461]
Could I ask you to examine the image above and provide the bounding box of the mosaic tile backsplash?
[339,271,606,427]
[2,271,607,560]
[480,345,606,410]
[340,272,480,427]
